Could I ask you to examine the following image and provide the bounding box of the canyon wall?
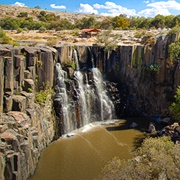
[0,46,58,180]
[0,32,180,179]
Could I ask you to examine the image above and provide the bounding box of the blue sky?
[1,0,180,17]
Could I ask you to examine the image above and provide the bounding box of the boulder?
[148,122,156,133]
[12,95,26,112]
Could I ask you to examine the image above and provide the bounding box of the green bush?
[147,63,161,72]
[168,26,180,36]
[35,88,53,103]
[63,60,76,70]
[170,86,180,122]
[95,28,118,52]
[35,81,53,103]
[0,29,20,46]
[38,26,46,33]
[134,30,146,38]
[168,40,180,62]
[27,88,33,93]
[100,136,180,180]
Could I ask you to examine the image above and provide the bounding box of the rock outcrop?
[0,46,57,180]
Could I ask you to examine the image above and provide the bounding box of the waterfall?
[73,49,80,70]
[55,63,73,134]
[73,49,91,125]
[54,48,115,134]
[74,71,90,125]
[92,68,114,120]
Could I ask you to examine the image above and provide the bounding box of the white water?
[73,49,80,70]
[92,68,115,120]
[55,49,115,134]
[74,71,90,125]
[55,63,72,133]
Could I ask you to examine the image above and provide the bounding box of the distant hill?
[0,4,107,24]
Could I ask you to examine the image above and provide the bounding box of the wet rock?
[130,122,138,128]
[148,122,156,133]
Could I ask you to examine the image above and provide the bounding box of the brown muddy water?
[30,118,160,180]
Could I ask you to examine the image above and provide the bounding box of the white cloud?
[144,1,150,3]
[77,0,180,17]
[138,8,170,17]
[13,2,27,7]
[50,4,66,9]
[77,4,98,14]
[138,0,180,17]
[93,1,136,16]
[147,0,180,10]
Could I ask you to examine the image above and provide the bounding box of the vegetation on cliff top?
[0,29,19,46]
[0,6,180,31]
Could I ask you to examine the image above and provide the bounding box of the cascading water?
[54,49,115,134]
[54,63,73,133]
[88,47,115,120]
[92,68,115,120]
[74,71,90,125]
[73,49,80,70]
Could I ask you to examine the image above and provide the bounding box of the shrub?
[16,28,23,33]
[63,60,76,70]
[168,40,180,62]
[35,81,53,103]
[170,86,180,122]
[46,37,58,47]
[27,88,33,93]
[38,26,46,33]
[100,136,180,180]
[147,63,161,72]
[168,26,180,36]
[17,12,28,18]
[0,29,20,46]
[95,28,118,52]
[134,30,146,38]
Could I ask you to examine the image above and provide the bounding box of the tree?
[97,17,113,29]
[150,14,165,28]
[1,17,21,30]
[112,15,130,29]
[165,15,175,28]
[75,17,97,29]
[34,6,41,9]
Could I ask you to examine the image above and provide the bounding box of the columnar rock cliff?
[0,46,58,180]
[0,32,180,179]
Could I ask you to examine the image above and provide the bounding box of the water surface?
[31,119,148,180]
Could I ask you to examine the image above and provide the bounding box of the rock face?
[0,46,57,180]
[0,32,180,179]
